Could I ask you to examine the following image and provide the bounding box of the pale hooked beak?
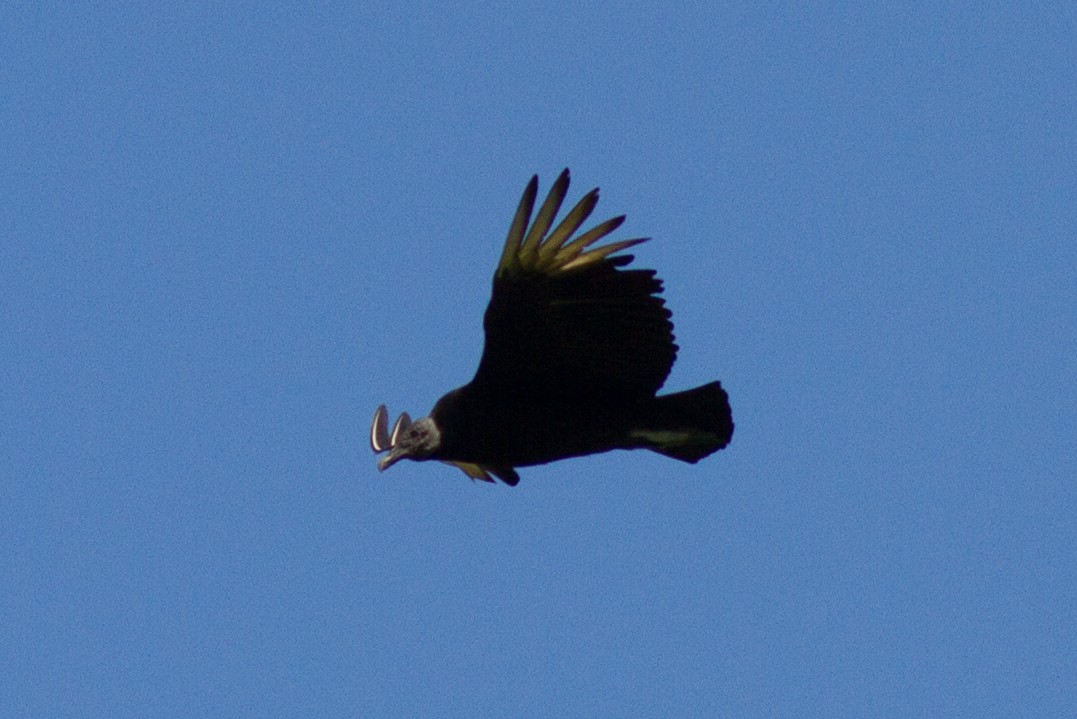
[377,447,405,472]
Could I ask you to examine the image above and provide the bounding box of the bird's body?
[370,170,733,485]
[431,379,730,471]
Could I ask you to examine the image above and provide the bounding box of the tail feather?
[632,381,733,463]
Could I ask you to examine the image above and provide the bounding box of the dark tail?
[636,381,733,463]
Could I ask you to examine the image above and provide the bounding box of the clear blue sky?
[4,3,1075,716]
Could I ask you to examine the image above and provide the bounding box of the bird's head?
[370,405,441,471]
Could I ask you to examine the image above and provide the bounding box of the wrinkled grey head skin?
[379,417,441,469]
[375,415,442,471]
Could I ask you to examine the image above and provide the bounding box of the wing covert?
[472,170,677,399]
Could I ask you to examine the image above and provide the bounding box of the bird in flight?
[370,169,733,486]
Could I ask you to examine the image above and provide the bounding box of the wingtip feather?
[370,404,390,453]
[559,238,649,271]
[496,171,643,280]
[497,174,539,276]
[519,169,570,261]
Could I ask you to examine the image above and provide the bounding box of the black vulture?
[370,169,733,486]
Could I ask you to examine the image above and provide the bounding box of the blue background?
[4,3,1075,716]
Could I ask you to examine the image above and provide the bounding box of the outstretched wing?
[471,169,677,400]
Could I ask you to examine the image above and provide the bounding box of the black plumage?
[370,170,733,485]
